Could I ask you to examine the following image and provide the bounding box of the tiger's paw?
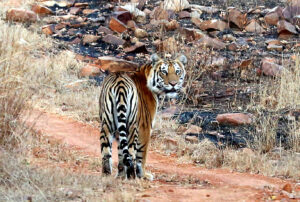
[144,172,154,181]
[102,156,112,176]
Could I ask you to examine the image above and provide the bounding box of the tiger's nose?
[169,81,177,86]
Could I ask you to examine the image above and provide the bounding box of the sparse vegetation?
[0,0,299,200]
[0,6,136,201]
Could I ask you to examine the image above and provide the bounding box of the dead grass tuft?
[250,55,300,153]
[0,150,142,201]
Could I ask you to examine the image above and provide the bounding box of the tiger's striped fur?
[99,54,187,179]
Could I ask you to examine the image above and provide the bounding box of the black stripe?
[120,139,127,149]
[118,125,126,132]
[117,105,126,112]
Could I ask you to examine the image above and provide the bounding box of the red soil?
[25,109,298,201]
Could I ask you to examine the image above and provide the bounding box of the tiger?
[99,53,187,180]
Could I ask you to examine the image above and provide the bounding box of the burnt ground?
[190,0,285,9]
[39,0,300,149]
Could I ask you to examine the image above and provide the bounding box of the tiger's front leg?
[136,128,153,181]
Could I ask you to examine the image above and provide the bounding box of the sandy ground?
[25,109,299,202]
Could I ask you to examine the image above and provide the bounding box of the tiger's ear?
[150,53,160,65]
[177,54,187,65]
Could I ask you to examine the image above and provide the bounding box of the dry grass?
[0,5,138,201]
[249,55,300,153]
[151,48,300,180]
[153,53,299,179]
[150,11,300,179]
[0,148,148,201]
[152,117,300,179]
[1,2,299,200]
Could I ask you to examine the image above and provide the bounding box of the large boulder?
[6,8,38,23]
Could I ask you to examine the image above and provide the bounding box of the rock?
[190,10,201,18]
[177,125,188,133]
[82,34,101,45]
[217,113,253,126]
[74,2,89,8]
[151,6,170,20]
[66,28,77,36]
[82,9,97,15]
[184,125,202,135]
[6,8,38,23]
[164,138,178,147]
[261,58,284,77]
[208,56,227,67]
[239,59,252,69]
[79,65,101,77]
[164,19,179,31]
[69,37,81,44]
[109,17,127,33]
[126,20,136,29]
[97,26,114,35]
[227,8,247,29]
[143,8,152,16]
[163,0,190,12]
[95,56,138,72]
[43,0,73,7]
[266,39,281,46]
[282,183,293,193]
[245,19,265,33]
[129,0,146,10]
[41,1,59,7]
[178,11,190,19]
[190,4,219,14]
[124,42,148,53]
[227,42,239,51]
[191,17,202,28]
[134,28,148,38]
[59,14,77,21]
[120,3,146,23]
[102,34,125,46]
[31,4,53,16]
[223,34,236,42]
[264,6,283,26]
[267,44,283,51]
[114,11,132,25]
[180,28,205,41]
[197,36,226,50]
[277,20,298,36]
[55,23,66,31]
[42,24,55,35]
[154,37,178,53]
[70,7,81,15]
[198,19,229,31]
[282,3,300,23]
[185,136,199,144]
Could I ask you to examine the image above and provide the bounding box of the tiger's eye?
[161,70,168,75]
[176,69,181,74]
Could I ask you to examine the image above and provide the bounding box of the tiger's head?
[146,53,187,98]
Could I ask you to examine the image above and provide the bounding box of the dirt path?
[25,109,297,201]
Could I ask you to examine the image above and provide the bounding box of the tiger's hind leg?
[100,120,113,175]
[128,121,139,178]
[116,90,135,179]
[117,126,135,179]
